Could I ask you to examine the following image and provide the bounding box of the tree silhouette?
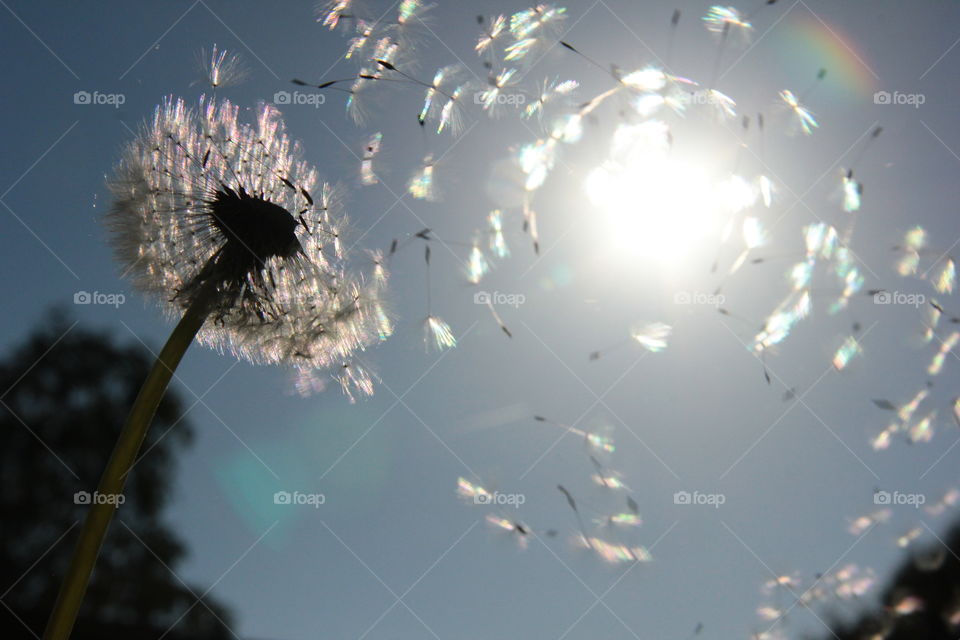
[0,310,234,639]
[822,519,960,639]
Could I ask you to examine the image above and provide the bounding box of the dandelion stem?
[43,292,212,640]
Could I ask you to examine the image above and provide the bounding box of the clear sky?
[2,1,960,638]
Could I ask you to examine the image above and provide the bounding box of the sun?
[584,121,755,268]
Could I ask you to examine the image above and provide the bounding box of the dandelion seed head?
[107,96,390,374]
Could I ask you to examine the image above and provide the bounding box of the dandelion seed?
[466,243,489,284]
[510,4,567,39]
[437,85,465,134]
[753,290,811,350]
[703,6,752,38]
[896,227,926,276]
[457,476,492,502]
[756,606,784,622]
[579,536,652,563]
[631,322,672,352]
[908,411,936,443]
[842,171,862,212]
[320,0,354,30]
[891,595,924,615]
[488,210,509,258]
[847,509,891,535]
[336,362,375,404]
[107,96,390,370]
[524,78,578,120]
[832,336,861,371]
[935,258,956,294]
[424,315,456,350]
[197,45,248,91]
[758,174,773,207]
[397,0,427,25]
[360,132,382,185]
[926,487,960,516]
[871,425,896,450]
[419,66,452,125]
[705,88,737,118]
[479,68,519,115]
[608,512,642,526]
[409,154,437,200]
[346,20,376,60]
[619,67,668,92]
[898,388,929,423]
[929,331,959,375]
[476,14,507,55]
[896,527,923,548]
[504,37,539,61]
[780,90,818,135]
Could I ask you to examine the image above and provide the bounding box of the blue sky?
[3,1,960,638]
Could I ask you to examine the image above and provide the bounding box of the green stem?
[43,297,211,640]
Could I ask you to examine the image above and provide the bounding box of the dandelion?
[196,44,248,92]
[47,95,390,640]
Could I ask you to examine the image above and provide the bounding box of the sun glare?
[585,121,754,267]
